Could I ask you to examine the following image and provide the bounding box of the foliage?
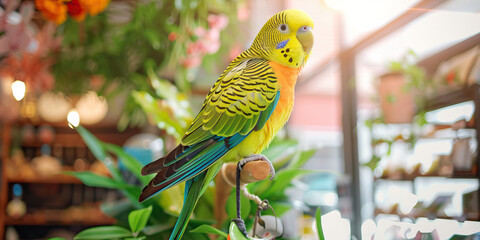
[190,224,229,238]
[66,124,317,239]
[315,208,325,240]
[363,50,432,172]
[50,0,243,130]
[67,125,215,239]
[48,206,153,240]
[127,62,193,139]
[193,205,326,240]
[387,49,432,111]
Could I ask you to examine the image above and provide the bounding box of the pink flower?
[208,14,228,30]
[204,28,220,42]
[237,5,249,21]
[181,56,202,69]
[200,29,220,54]
[201,39,220,54]
[186,41,204,55]
[0,1,35,55]
[194,27,206,37]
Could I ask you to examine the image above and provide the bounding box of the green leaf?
[386,93,397,103]
[190,224,228,238]
[287,149,316,170]
[226,190,250,220]
[103,143,152,185]
[75,126,122,181]
[132,91,185,141]
[158,184,185,216]
[364,119,373,129]
[74,226,132,240]
[262,139,297,161]
[316,208,325,240]
[129,206,153,234]
[76,126,107,160]
[227,222,250,240]
[262,169,314,198]
[363,155,381,172]
[65,171,130,189]
[100,199,133,218]
[263,202,291,217]
[142,223,173,235]
[46,238,67,240]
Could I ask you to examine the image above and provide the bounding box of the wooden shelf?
[7,174,82,184]
[424,85,478,112]
[5,208,115,226]
[375,170,478,181]
[375,208,480,221]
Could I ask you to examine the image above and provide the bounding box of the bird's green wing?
[182,58,279,145]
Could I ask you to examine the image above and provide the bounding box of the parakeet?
[139,9,314,240]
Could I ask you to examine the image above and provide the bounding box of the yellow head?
[249,9,314,68]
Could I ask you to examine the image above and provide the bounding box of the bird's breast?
[223,61,300,162]
[256,61,300,150]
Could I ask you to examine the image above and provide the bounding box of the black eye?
[278,24,288,33]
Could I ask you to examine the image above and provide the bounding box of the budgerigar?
[139,9,314,240]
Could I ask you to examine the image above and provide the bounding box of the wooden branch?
[214,161,270,228]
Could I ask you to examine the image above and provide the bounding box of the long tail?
[169,162,222,240]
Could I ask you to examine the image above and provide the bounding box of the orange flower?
[80,0,110,16]
[35,0,68,25]
[35,0,109,24]
[66,0,86,21]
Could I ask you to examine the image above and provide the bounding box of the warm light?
[37,91,72,122]
[76,91,108,125]
[322,0,353,10]
[67,109,80,128]
[11,80,26,101]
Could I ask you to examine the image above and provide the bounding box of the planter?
[378,72,415,123]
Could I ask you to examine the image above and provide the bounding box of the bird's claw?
[239,154,276,180]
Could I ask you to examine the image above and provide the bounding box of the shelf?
[418,32,480,76]
[375,208,480,221]
[424,84,478,112]
[5,208,115,226]
[7,174,82,184]
[375,170,478,181]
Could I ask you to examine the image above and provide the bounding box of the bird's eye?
[278,24,288,33]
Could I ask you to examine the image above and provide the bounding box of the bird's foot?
[232,218,248,237]
[238,154,275,180]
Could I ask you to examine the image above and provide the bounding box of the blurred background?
[1,0,480,239]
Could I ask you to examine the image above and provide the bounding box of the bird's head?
[249,9,314,68]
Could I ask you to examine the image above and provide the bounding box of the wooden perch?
[214,161,271,228]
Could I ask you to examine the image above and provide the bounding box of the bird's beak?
[296,26,313,54]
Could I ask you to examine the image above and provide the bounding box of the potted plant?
[378,50,429,124]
